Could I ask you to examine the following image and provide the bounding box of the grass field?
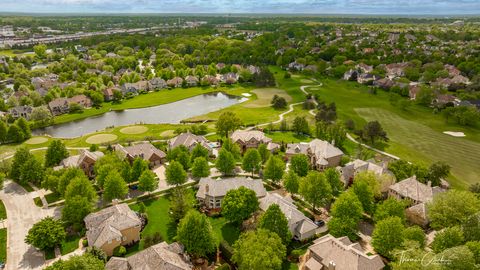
[0,200,6,219]
[60,235,82,255]
[0,229,6,263]
[24,137,49,145]
[208,216,240,245]
[243,88,292,108]
[85,134,118,144]
[306,78,480,188]
[119,126,149,135]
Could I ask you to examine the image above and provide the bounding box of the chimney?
[328,261,336,270]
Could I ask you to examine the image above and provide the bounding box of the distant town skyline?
[1,0,480,15]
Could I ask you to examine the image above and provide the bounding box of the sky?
[1,0,479,15]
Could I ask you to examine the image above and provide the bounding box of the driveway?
[0,181,60,270]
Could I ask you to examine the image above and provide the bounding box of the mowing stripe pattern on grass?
[355,108,480,188]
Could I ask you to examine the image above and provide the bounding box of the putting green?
[120,125,149,134]
[86,134,118,144]
[300,79,314,84]
[243,88,292,108]
[160,130,175,138]
[25,137,49,145]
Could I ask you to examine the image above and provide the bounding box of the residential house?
[105,52,118,58]
[409,84,421,100]
[260,193,319,241]
[444,64,461,77]
[385,63,408,78]
[196,177,267,210]
[168,132,214,155]
[48,98,70,116]
[103,88,115,102]
[202,75,219,86]
[373,78,394,90]
[148,77,167,90]
[222,72,239,84]
[343,69,358,81]
[167,77,183,88]
[338,159,391,186]
[69,94,92,108]
[357,73,378,84]
[433,94,458,107]
[286,139,343,170]
[35,87,48,97]
[55,150,104,178]
[356,63,373,73]
[230,130,272,152]
[8,105,33,120]
[114,143,166,167]
[247,65,260,74]
[84,203,142,256]
[105,242,192,270]
[303,234,385,270]
[362,48,375,54]
[185,75,199,87]
[216,63,226,70]
[288,61,305,71]
[451,74,470,85]
[121,81,148,96]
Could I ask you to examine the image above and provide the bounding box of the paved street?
[0,181,60,270]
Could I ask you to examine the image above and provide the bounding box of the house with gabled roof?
[304,234,385,270]
[230,130,272,152]
[148,77,167,90]
[196,177,266,210]
[185,75,199,87]
[106,242,192,270]
[168,132,214,155]
[167,77,183,88]
[286,139,343,171]
[55,150,104,178]
[114,142,166,167]
[84,203,142,256]
[48,97,70,115]
[8,105,33,120]
[260,192,319,241]
[338,159,390,186]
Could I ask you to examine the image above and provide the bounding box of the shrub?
[113,246,126,257]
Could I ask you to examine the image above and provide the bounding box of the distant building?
[148,77,167,90]
[286,139,343,171]
[230,130,272,152]
[168,132,214,155]
[55,150,104,178]
[167,77,183,88]
[338,159,390,186]
[114,143,166,167]
[48,98,70,116]
[8,105,33,120]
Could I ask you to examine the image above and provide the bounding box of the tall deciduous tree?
[176,210,216,258]
[130,157,149,183]
[222,187,259,224]
[323,168,343,196]
[20,156,45,186]
[165,161,187,186]
[372,216,405,259]
[62,196,94,228]
[232,229,286,270]
[427,190,480,229]
[374,197,406,223]
[216,112,241,137]
[427,161,450,186]
[351,177,375,215]
[299,171,332,213]
[215,149,236,176]
[328,191,363,240]
[169,187,195,223]
[45,140,69,167]
[362,120,388,144]
[258,204,291,244]
[290,154,309,177]
[45,254,105,270]
[431,226,465,253]
[64,176,97,203]
[138,170,158,193]
[263,156,285,182]
[242,149,261,177]
[103,171,128,202]
[462,213,480,242]
[292,116,310,135]
[10,147,33,181]
[190,144,209,162]
[283,170,300,194]
[258,144,271,164]
[191,157,210,179]
[25,217,66,251]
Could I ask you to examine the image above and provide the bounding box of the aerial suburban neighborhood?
[0,1,479,270]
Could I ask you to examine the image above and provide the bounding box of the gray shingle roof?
[389,176,435,203]
[196,177,267,199]
[230,130,272,144]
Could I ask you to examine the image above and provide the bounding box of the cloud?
[1,0,479,14]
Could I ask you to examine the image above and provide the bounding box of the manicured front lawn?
[208,216,241,246]
[129,196,173,251]
[33,197,43,207]
[266,131,313,144]
[60,234,82,255]
[45,193,62,204]
[0,200,6,220]
[0,228,6,263]
[19,182,34,193]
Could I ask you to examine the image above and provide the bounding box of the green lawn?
[45,193,62,204]
[208,216,241,246]
[306,78,480,188]
[266,131,313,144]
[33,197,43,207]
[0,229,6,263]
[0,200,6,220]
[129,196,173,251]
[60,234,82,255]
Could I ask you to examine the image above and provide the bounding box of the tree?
[34,44,47,58]
[6,124,24,143]
[165,161,187,186]
[0,121,7,142]
[190,144,209,162]
[374,197,406,223]
[328,191,363,240]
[292,116,310,135]
[263,156,285,183]
[62,196,93,228]
[258,144,271,164]
[138,170,158,193]
[465,241,480,265]
[169,187,195,223]
[57,168,85,196]
[176,151,191,170]
[130,157,149,183]
[232,229,286,270]
[176,210,216,258]
[20,156,44,186]
[45,140,69,167]
[253,67,276,87]
[25,217,66,251]
[215,149,236,176]
[191,157,210,179]
[431,226,465,253]
[372,216,405,259]
[271,95,287,109]
[323,168,343,196]
[427,190,480,229]
[402,226,426,248]
[427,161,450,186]
[45,254,105,270]
[242,149,261,176]
[16,117,31,139]
[354,171,382,198]
[10,147,33,181]
[222,187,259,224]
[103,171,128,202]
[299,171,332,213]
[362,121,388,144]
[216,111,241,137]
[258,204,291,244]
[290,154,309,177]
[351,177,375,215]
[221,139,242,160]
[283,170,300,194]
[462,213,480,242]
[31,106,53,125]
[64,176,97,203]
[438,246,476,270]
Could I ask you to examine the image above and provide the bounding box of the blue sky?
[1,0,479,14]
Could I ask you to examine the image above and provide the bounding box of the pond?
[34,92,245,138]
